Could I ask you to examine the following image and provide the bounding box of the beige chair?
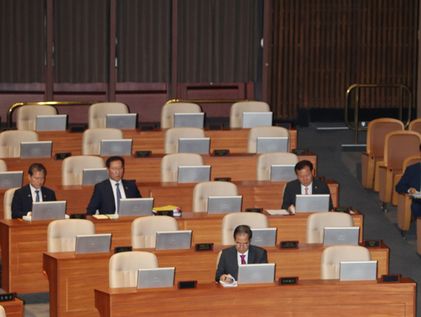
[409,118,421,135]
[109,251,158,288]
[247,126,289,153]
[161,153,204,182]
[320,245,371,279]
[256,152,298,181]
[47,219,95,252]
[230,101,270,128]
[221,212,268,245]
[131,215,178,248]
[0,305,5,317]
[0,130,38,158]
[89,102,129,129]
[192,181,238,212]
[3,187,18,220]
[82,128,123,155]
[164,127,205,154]
[16,105,57,131]
[306,212,354,243]
[62,155,105,185]
[0,159,7,172]
[161,102,201,129]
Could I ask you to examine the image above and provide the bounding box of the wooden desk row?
[0,299,23,317]
[44,244,389,317]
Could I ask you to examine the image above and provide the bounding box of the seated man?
[396,161,421,219]
[11,163,56,219]
[215,225,268,283]
[86,156,141,215]
[281,160,333,212]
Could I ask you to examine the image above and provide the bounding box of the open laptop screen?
[100,139,132,156]
[323,227,359,246]
[174,113,204,128]
[106,114,137,129]
[177,165,211,183]
[31,201,66,221]
[295,194,330,213]
[20,141,52,158]
[237,263,275,284]
[75,233,112,254]
[155,230,192,250]
[0,171,23,188]
[137,267,175,289]
[36,114,68,131]
[178,138,210,154]
[270,164,296,182]
[242,112,273,128]
[118,198,154,217]
[207,195,242,214]
[256,137,288,153]
[82,168,108,185]
[339,261,377,281]
[250,228,277,247]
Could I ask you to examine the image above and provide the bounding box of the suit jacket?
[11,185,57,219]
[86,179,142,215]
[281,178,333,210]
[396,163,421,194]
[215,245,268,282]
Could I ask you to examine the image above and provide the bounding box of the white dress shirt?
[30,184,43,202]
[301,182,313,195]
[109,179,127,212]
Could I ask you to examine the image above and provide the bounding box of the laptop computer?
[178,137,210,154]
[295,194,330,213]
[237,263,275,284]
[82,168,108,185]
[75,233,112,254]
[256,137,289,153]
[118,198,154,217]
[251,228,277,247]
[174,113,204,128]
[323,227,359,246]
[242,112,273,128]
[31,201,66,221]
[137,267,175,289]
[100,139,133,156]
[20,141,52,158]
[0,171,23,188]
[106,113,137,129]
[177,165,211,183]
[155,230,192,250]
[339,261,378,281]
[270,164,296,182]
[36,114,68,131]
[207,195,242,214]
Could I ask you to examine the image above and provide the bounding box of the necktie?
[115,183,122,213]
[35,190,40,202]
[305,186,309,195]
[240,254,246,265]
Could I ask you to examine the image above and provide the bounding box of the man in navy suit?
[396,162,421,219]
[11,163,57,219]
[281,160,333,212]
[86,156,141,215]
[215,225,268,283]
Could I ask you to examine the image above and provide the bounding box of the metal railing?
[165,99,245,105]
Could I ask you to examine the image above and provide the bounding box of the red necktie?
[240,254,246,264]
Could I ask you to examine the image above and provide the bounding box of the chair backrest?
[164,127,205,154]
[221,212,268,245]
[131,215,178,248]
[47,219,95,252]
[320,245,371,279]
[306,212,354,243]
[89,102,129,129]
[62,155,105,185]
[16,105,57,130]
[0,159,7,172]
[109,251,158,288]
[247,126,289,153]
[192,181,238,212]
[409,118,421,135]
[160,153,204,182]
[366,118,404,157]
[161,102,202,129]
[230,101,270,128]
[256,152,298,181]
[384,131,421,170]
[0,130,39,158]
[0,305,5,317]
[82,128,123,155]
[4,187,18,220]
[402,155,421,170]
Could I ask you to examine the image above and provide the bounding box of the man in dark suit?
[396,162,421,219]
[281,160,333,212]
[215,225,268,283]
[12,163,57,219]
[86,156,141,215]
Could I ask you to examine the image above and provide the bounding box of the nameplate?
[195,243,214,251]
[364,240,381,248]
[155,210,174,217]
[280,241,299,249]
[334,206,351,213]
[114,246,132,253]
[278,277,298,285]
[213,149,230,156]
[213,177,232,182]
[135,150,152,158]
[0,293,16,302]
[178,280,197,289]
[69,214,86,219]
[381,274,401,283]
[55,152,71,160]
[245,208,263,213]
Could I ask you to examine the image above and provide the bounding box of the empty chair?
[0,305,5,317]
[230,101,270,128]
[221,212,268,245]
[109,251,158,288]
[320,245,371,279]
[306,212,354,243]
[256,152,298,181]
[62,155,105,185]
[161,153,204,182]
[409,118,421,135]
[89,102,129,129]
[161,101,202,129]
[16,105,57,131]
[47,219,95,252]
[82,128,123,155]
[0,159,7,172]
[192,181,238,212]
[0,130,38,158]
[131,215,178,248]
[247,126,289,153]
[3,187,18,220]
[164,127,205,154]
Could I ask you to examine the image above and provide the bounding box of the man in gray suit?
[215,225,268,283]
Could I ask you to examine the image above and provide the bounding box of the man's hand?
[408,187,417,195]
[220,274,234,283]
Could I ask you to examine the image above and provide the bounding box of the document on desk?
[266,209,291,216]
[219,280,238,288]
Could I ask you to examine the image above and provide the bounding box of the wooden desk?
[44,244,389,317]
[0,299,24,317]
[94,279,416,317]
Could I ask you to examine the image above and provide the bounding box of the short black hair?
[106,156,125,168]
[294,160,313,173]
[233,225,253,240]
[28,163,47,176]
